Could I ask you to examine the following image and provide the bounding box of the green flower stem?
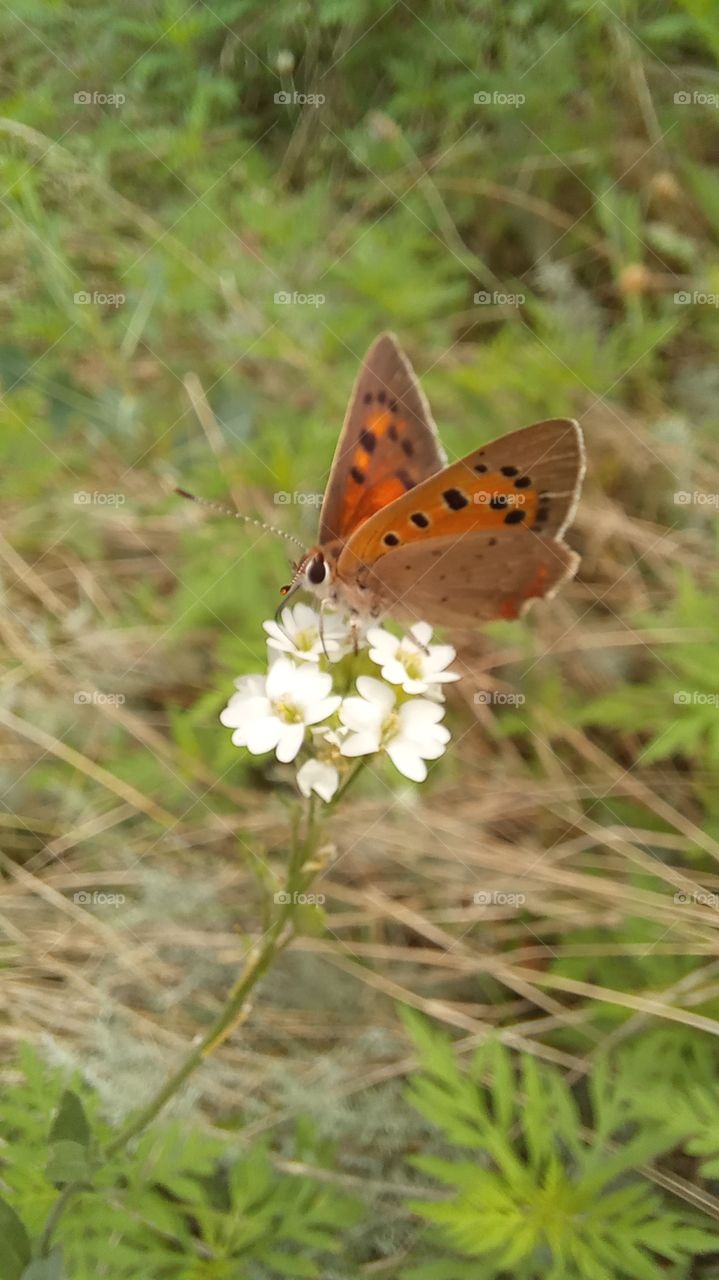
[328,759,366,810]
[40,794,322,1255]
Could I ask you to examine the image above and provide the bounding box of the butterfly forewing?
[318,333,447,548]
[360,531,580,628]
[337,418,584,574]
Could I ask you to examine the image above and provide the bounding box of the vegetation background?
[2,0,719,1275]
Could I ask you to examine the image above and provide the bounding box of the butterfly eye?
[306,554,329,586]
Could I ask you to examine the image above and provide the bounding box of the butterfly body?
[285,334,585,629]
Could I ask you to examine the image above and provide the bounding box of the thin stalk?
[40,795,322,1254]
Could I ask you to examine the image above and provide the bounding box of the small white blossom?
[297,758,339,802]
[220,658,340,763]
[367,621,460,696]
[339,676,450,782]
[263,603,349,663]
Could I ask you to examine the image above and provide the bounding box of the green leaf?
[22,1253,64,1280]
[0,1195,32,1280]
[45,1139,91,1187]
[49,1091,91,1150]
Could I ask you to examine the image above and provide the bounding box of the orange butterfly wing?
[358,531,579,628]
[318,333,446,547]
[337,419,584,576]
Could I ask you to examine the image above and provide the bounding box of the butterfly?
[282,332,584,629]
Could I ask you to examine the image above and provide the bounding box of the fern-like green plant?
[0,1047,362,1279]
[399,1011,717,1280]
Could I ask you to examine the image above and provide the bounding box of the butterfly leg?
[318,597,334,661]
[349,610,363,655]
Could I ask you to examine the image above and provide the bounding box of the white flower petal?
[219,693,271,728]
[294,668,335,706]
[297,759,339,802]
[399,699,446,729]
[340,729,381,757]
[416,735,449,760]
[339,696,383,733]
[372,656,407,686]
[233,673,267,695]
[409,621,433,648]
[355,676,396,712]
[304,695,342,726]
[276,722,306,763]
[425,643,457,671]
[245,716,283,755]
[366,626,399,656]
[263,620,292,646]
[386,740,428,782]
[265,656,297,699]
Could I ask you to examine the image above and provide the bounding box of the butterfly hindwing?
[358,530,580,628]
[318,333,447,548]
[337,419,584,573]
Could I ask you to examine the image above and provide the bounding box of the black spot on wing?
[443,488,469,510]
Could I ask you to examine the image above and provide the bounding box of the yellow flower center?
[273,699,303,723]
[295,628,317,652]
[380,710,399,745]
[401,650,424,680]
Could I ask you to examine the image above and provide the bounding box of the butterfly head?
[279,547,333,607]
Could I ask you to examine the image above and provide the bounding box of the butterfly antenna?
[174,488,305,552]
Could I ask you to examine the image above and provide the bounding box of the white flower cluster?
[220,604,459,801]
